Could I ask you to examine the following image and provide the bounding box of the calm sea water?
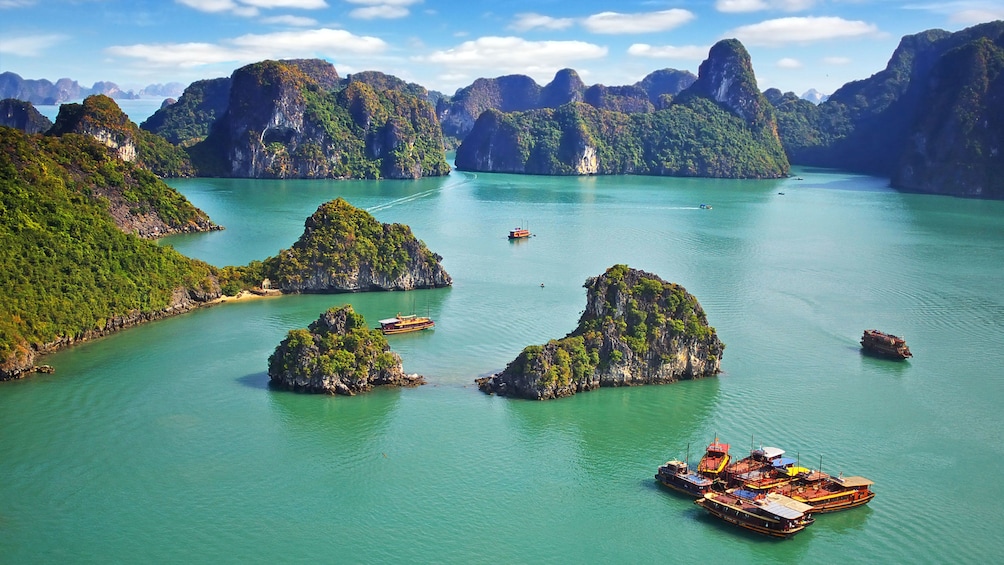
[2,167,1003,563]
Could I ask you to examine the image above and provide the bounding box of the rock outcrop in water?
[268,305,425,395]
[262,198,452,292]
[477,265,724,400]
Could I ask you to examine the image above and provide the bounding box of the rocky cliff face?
[191,59,449,179]
[0,98,53,133]
[477,265,724,400]
[141,77,232,145]
[264,198,452,293]
[267,305,424,395]
[681,39,773,129]
[636,69,697,106]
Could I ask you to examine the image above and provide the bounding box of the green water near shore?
[2,168,1003,563]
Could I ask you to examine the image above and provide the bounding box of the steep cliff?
[636,69,697,106]
[0,98,53,133]
[477,265,724,400]
[771,21,1004,197]
[437,74,542,140]
[455,40,788,179]
[268,305,424,395]
[188,60,449,179]
[141,77,232,145]
[49,94,194,178]
[263,198,452,292]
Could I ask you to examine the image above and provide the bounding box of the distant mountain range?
[0,72,185,104]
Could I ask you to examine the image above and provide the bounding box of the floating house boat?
[861,329,912,359]
[782,471,876,513]
[508,227,531,239]
[377,313,435,335]
[724,446,786,486]
[697,439,730,478]
[695,489,815,538]
[655,459,716,498]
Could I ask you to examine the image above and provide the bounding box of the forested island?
[268,305,425,395]
[477,265,724,400]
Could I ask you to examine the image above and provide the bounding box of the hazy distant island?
[477,265,724,400]
[268,305,425,395]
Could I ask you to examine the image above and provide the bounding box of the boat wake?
[365,172,477,214]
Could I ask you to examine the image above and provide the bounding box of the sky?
[2,0,1003,99]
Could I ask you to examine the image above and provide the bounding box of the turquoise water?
[2,168,1003,563]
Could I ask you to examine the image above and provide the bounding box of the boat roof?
[772,457,797,468]
[763,493,813,517]
[784,466,811,477]
[733,489,760,500]
[833,476,874,487]
[758,446,785,459]
[378,317,401,324]
[707,441,729,453]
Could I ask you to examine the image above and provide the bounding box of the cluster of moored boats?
[656,439,875,538]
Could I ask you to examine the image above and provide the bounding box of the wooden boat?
[655,459,716,498]
[377,313,435,335]
[697,439,730,478]
[695,489,815,538]
[861,329,912,359]
[724,445,786,486]
[508,227,531,239]
[736,457,801,491]
[781,471,876,513]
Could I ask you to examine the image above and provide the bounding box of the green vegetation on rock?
[0,126,219,378]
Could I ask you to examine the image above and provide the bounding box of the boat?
[724,445,786,486]
[781,471,876,513]
[508,227,531,239]
[377,313,435,335]
[699,203,713,210]
[655,459,716,497]
[695,489,815,538]
[860,329,912,359]
[737,457,801,491]
[697,439,730,478]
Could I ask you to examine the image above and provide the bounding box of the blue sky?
[2,0,1003,98]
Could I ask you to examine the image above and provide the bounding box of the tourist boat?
[655,459,716,498]
[724,445,786,486]
[697,439,730,478]
[695,489,815,538]
[781,471,876,513]
[699,203,713,210]
[508,227,531,239]
[860,329,912,359]
[377,313,435,335]
[737,457,801,491]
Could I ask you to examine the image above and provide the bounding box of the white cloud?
[627,43,708,60]
[175,0,327,17]
[948,8,1004,24]
[776,57,801,68]
[421,36,607,78]
[728,17,880,46]
[510,12,575,32]
[175,0,258,17]
[823,56,851,65]
[0,0,37,8]
[716,0,814,13]
[106,28,386,69]
[242,0,327,7]
[350,5,408,19]
[261,14,318,25]
[345,0,421,19]
[582,9,695,34]
[0,33,67,56]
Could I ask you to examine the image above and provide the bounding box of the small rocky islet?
[477,264,724,400]
[268,305,424,395]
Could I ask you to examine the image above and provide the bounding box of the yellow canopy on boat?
[784,466,811,477]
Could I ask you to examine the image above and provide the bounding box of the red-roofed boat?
[781,471,876,513]
[697,439,730,478]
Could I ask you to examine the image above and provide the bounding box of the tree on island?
[268,305,424,395]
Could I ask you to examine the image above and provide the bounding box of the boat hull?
[790,489,876,513]
[655,472,715,498]
[380,321,435,335]
[694,497,810,539]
